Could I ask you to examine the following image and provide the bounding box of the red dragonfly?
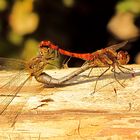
[39,40,129,64]
[39,40,134,93]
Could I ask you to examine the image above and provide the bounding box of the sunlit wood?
[0,65,140,139]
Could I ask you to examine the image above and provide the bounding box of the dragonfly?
[0,45,64,126]
[38,40,134,93]
[0,40,133,126]
[0,43,98,127]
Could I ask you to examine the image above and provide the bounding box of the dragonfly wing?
[0,57,26,70]
[0,71,31,126]
[0,57,30,126]
[106,41,128,51]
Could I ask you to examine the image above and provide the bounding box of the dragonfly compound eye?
[117,51,130,65]
[40,40,51,48]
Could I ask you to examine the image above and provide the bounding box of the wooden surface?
[0,65,140,139]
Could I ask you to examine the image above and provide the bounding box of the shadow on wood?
[0,65,140,139]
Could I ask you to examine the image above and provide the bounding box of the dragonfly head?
[117,51,130,65]
[39,41,58,60]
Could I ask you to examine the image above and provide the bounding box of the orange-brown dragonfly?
[39,40,134,93]
[0,46,62,126]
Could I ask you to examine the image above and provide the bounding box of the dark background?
[0,0,140,67]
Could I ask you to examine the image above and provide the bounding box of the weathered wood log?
[0,65,140,139]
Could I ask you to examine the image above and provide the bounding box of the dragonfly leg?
[90,66,111,95]
[82,67,94,78]
[117,64,135,75]
[82,62,98,78]
[82,60,89,66]
[112,66,125,87]
[62,56,72,69]
[87,67,94,77]
[111,67,120,75]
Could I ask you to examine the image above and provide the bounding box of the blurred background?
[0,0,140,67]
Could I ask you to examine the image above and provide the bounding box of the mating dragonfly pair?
[39,40,132,91]
[0,40,134,126]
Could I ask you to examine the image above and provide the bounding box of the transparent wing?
[0,57,26,70]
[0,57,30,127]
[106,41,128,51]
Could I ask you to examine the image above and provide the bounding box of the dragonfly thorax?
[27,56,46,77]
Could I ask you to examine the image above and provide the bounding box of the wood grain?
[0,65,140,140]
